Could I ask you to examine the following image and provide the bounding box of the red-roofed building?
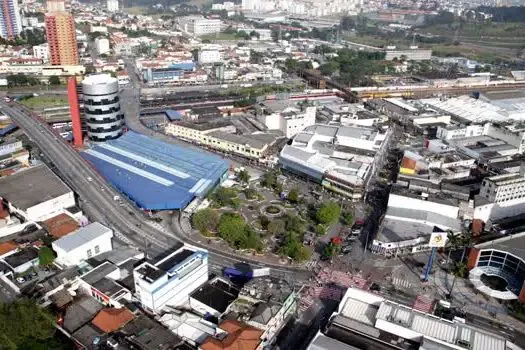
[91,308,135,333]
[43,213,79,238]
[0,241,17,257]
[200,320,262,350]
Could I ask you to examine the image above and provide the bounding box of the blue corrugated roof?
[81,131,228,210]
[0,124,17,137]
[165,110,182,121]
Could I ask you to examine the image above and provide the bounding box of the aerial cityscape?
[1,0,525,349]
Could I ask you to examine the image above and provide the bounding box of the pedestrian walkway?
[392,277,413,290]
[413,295,435,313]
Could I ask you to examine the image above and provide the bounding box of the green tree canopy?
[279,232,311,262]
[192,208,220,234]
[38,246,55,266]
[316,201,341,225]
[211,187,239,208]
[0,299,56,349]
[217,213,262,251]
[237,169,251,184]
[287,187,299,203]
[285,214,306,234]
[48,76,61,85]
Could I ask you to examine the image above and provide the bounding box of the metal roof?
[81,131,228,210]
[0,165,72,211]
[53,222,112,253]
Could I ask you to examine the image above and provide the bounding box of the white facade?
[178,16,222,36]
[33,43,49,62]
[22,192,75,222]
[134,245,208,313]
[198,50,222,64]
[94,37,110,55]
[387,193,459,219]
[259,106,316,138]
[52,222,114,266]
[82,74,124,141]
[107,0,119,12]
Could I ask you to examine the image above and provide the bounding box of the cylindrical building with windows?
[82,74,124,142]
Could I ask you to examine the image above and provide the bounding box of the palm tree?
[446,230,459,264]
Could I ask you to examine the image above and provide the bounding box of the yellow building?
[164,122,277,159]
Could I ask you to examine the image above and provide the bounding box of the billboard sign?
[429,231,447,247]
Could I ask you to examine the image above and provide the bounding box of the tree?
[316,201,341,225]
[285,214,306,234]
[268,220,286,235]
[319,61,339,76]
[340,211,353,225]
[38,247,55,266]
[315,224,326,236]
[48,76,61,85]
[237,169,250,184]
[218,212,246,244]
[261,171,278,189]
[211,187,239,207]
[279,232,311,262]
[287,187,299,203]
[192,208,220,234]
[244,188,257,200]
[0,299,56,349]
[340,16,356,30]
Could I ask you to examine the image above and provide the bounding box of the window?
[87,249,93,258]
[94,245,100,254]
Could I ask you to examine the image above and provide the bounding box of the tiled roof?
[91,307,134,333]
[43,213,79,238]
[0,241,17,256]
[201,320,262,350]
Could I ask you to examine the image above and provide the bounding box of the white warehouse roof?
[53,222,112,252]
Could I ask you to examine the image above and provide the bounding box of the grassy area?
[200,32,239,41]
[421,22,525,39]
[19,95,69,109]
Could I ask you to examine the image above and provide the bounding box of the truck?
[223,267,270,280]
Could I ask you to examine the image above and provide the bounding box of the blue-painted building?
[81,131,228,210]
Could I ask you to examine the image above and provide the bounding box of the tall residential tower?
[0,0,22,39]
[45,0,78,65]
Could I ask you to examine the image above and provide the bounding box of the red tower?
[67,77,83,147]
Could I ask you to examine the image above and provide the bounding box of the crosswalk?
[413,295,435,314]
[392,277,413,290]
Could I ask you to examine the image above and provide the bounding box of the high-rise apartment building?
[107,0,118,12]
[45,11,78,65]
[0,0,22,39]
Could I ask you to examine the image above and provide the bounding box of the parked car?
[16,277,25,284]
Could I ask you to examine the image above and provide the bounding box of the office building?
[45,11,79,65]
[177,16,222,36]
[257,100,317,138]
[133,243,208,312]
[81,74,124,142]
[0,0,22,39]
[107,0,118,12]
